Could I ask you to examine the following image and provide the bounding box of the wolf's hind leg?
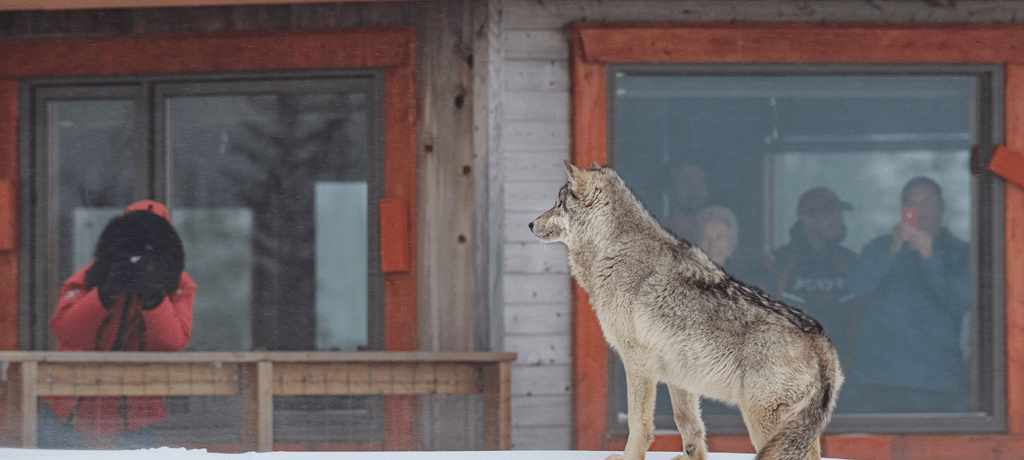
[606,358,657,460]
[741,397,822,460]
[666,385,707,460]
[738,398,781,454]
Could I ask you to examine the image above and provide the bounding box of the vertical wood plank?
[1004,64,1024,434]
[417,0,476,354]
[473,0,506,353]
[241,361,273,452]
[4,362,38,448]
[482,360,512,450]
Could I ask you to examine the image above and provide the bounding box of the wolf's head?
[529,160,620,246]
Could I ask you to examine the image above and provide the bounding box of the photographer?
[846,177,971,413]
[40,200,195,449]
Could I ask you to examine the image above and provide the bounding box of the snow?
[0,448,850,460]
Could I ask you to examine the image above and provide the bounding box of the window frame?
[19,69,387,352]
[2,28,418,355]
[603,63,1005,435]
[570,22,1024,449]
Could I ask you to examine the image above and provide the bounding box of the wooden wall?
[0,0,499,451]
[0,1,499,349]
[495,0,1024,452]
[9,0,1024,453]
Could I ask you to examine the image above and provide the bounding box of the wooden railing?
[0,351,516,451]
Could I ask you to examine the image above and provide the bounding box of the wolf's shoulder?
[692,273,825,335]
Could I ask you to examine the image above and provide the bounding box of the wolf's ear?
[564,159,586,182]
[589,162,602,171]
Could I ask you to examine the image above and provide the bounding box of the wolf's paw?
[669,452,708,460]
[669,445,708,460]
[604,454,625,460]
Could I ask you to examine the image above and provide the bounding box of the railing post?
[481,360,511,450]
[4,361,38,448]
[241,361,273,452]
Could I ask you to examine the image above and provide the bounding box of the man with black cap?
[767,186,858,361]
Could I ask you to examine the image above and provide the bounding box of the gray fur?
[529,161,843,460]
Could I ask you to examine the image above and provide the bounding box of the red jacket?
[45,201,195,439]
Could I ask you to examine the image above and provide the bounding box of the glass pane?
[612,74,977,420]
[52,100,136,283]
[169,91,370,351]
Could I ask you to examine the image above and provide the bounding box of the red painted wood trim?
[614,433,1024,460]
[381,33,419,352]
[570,23,609,451]
[0,0,420,11]
[0,180,15,252]
[380,198,411,273]
[576,22,1024,65]
[0,29,411,78]
[571,21,1024,454]
[0,79,18,351]
[1004,65,1024,434]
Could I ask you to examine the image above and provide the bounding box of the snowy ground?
[0,448,850,459]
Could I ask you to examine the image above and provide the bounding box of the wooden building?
[3,1,1024,458]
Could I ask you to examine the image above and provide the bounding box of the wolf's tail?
[755,336,843,460]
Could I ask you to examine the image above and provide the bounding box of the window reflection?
[611,74,977,420]
[169,91,371,351]
[53,100,135,284]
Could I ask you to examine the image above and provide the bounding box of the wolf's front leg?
[606,358,657,460]
[666,385,707,460]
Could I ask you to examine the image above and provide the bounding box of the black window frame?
[604,63,1006,435]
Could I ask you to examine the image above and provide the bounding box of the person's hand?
[889,221,933,259]
[96,256,136,309]
[133,250,180,310]
[136,286,166,310]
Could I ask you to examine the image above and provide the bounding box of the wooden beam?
[272,362,481,396]
[570,22,609,451]
[0,350,516,363]
[3,361,38,448]
[0,79,18,352]
[575,22,1024,65]
[1004,64,1024,434]
[240,361,273,453]
[482,360,512,450]
[34,362,239,396]
[0,0,424,12]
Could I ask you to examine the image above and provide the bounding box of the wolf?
[529,161,842,460]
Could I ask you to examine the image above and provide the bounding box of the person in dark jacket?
[40,200,195,449]
[847,177,971,413]
[767,187,858,360]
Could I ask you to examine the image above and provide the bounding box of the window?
[605,66,1004,433]
[3,28,419,450]
[20,71,384,352]
[566,24,1024,447]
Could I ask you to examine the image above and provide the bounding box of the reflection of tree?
[225,93,364,350]
[60,101,135,207]
[58,101,135,279]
